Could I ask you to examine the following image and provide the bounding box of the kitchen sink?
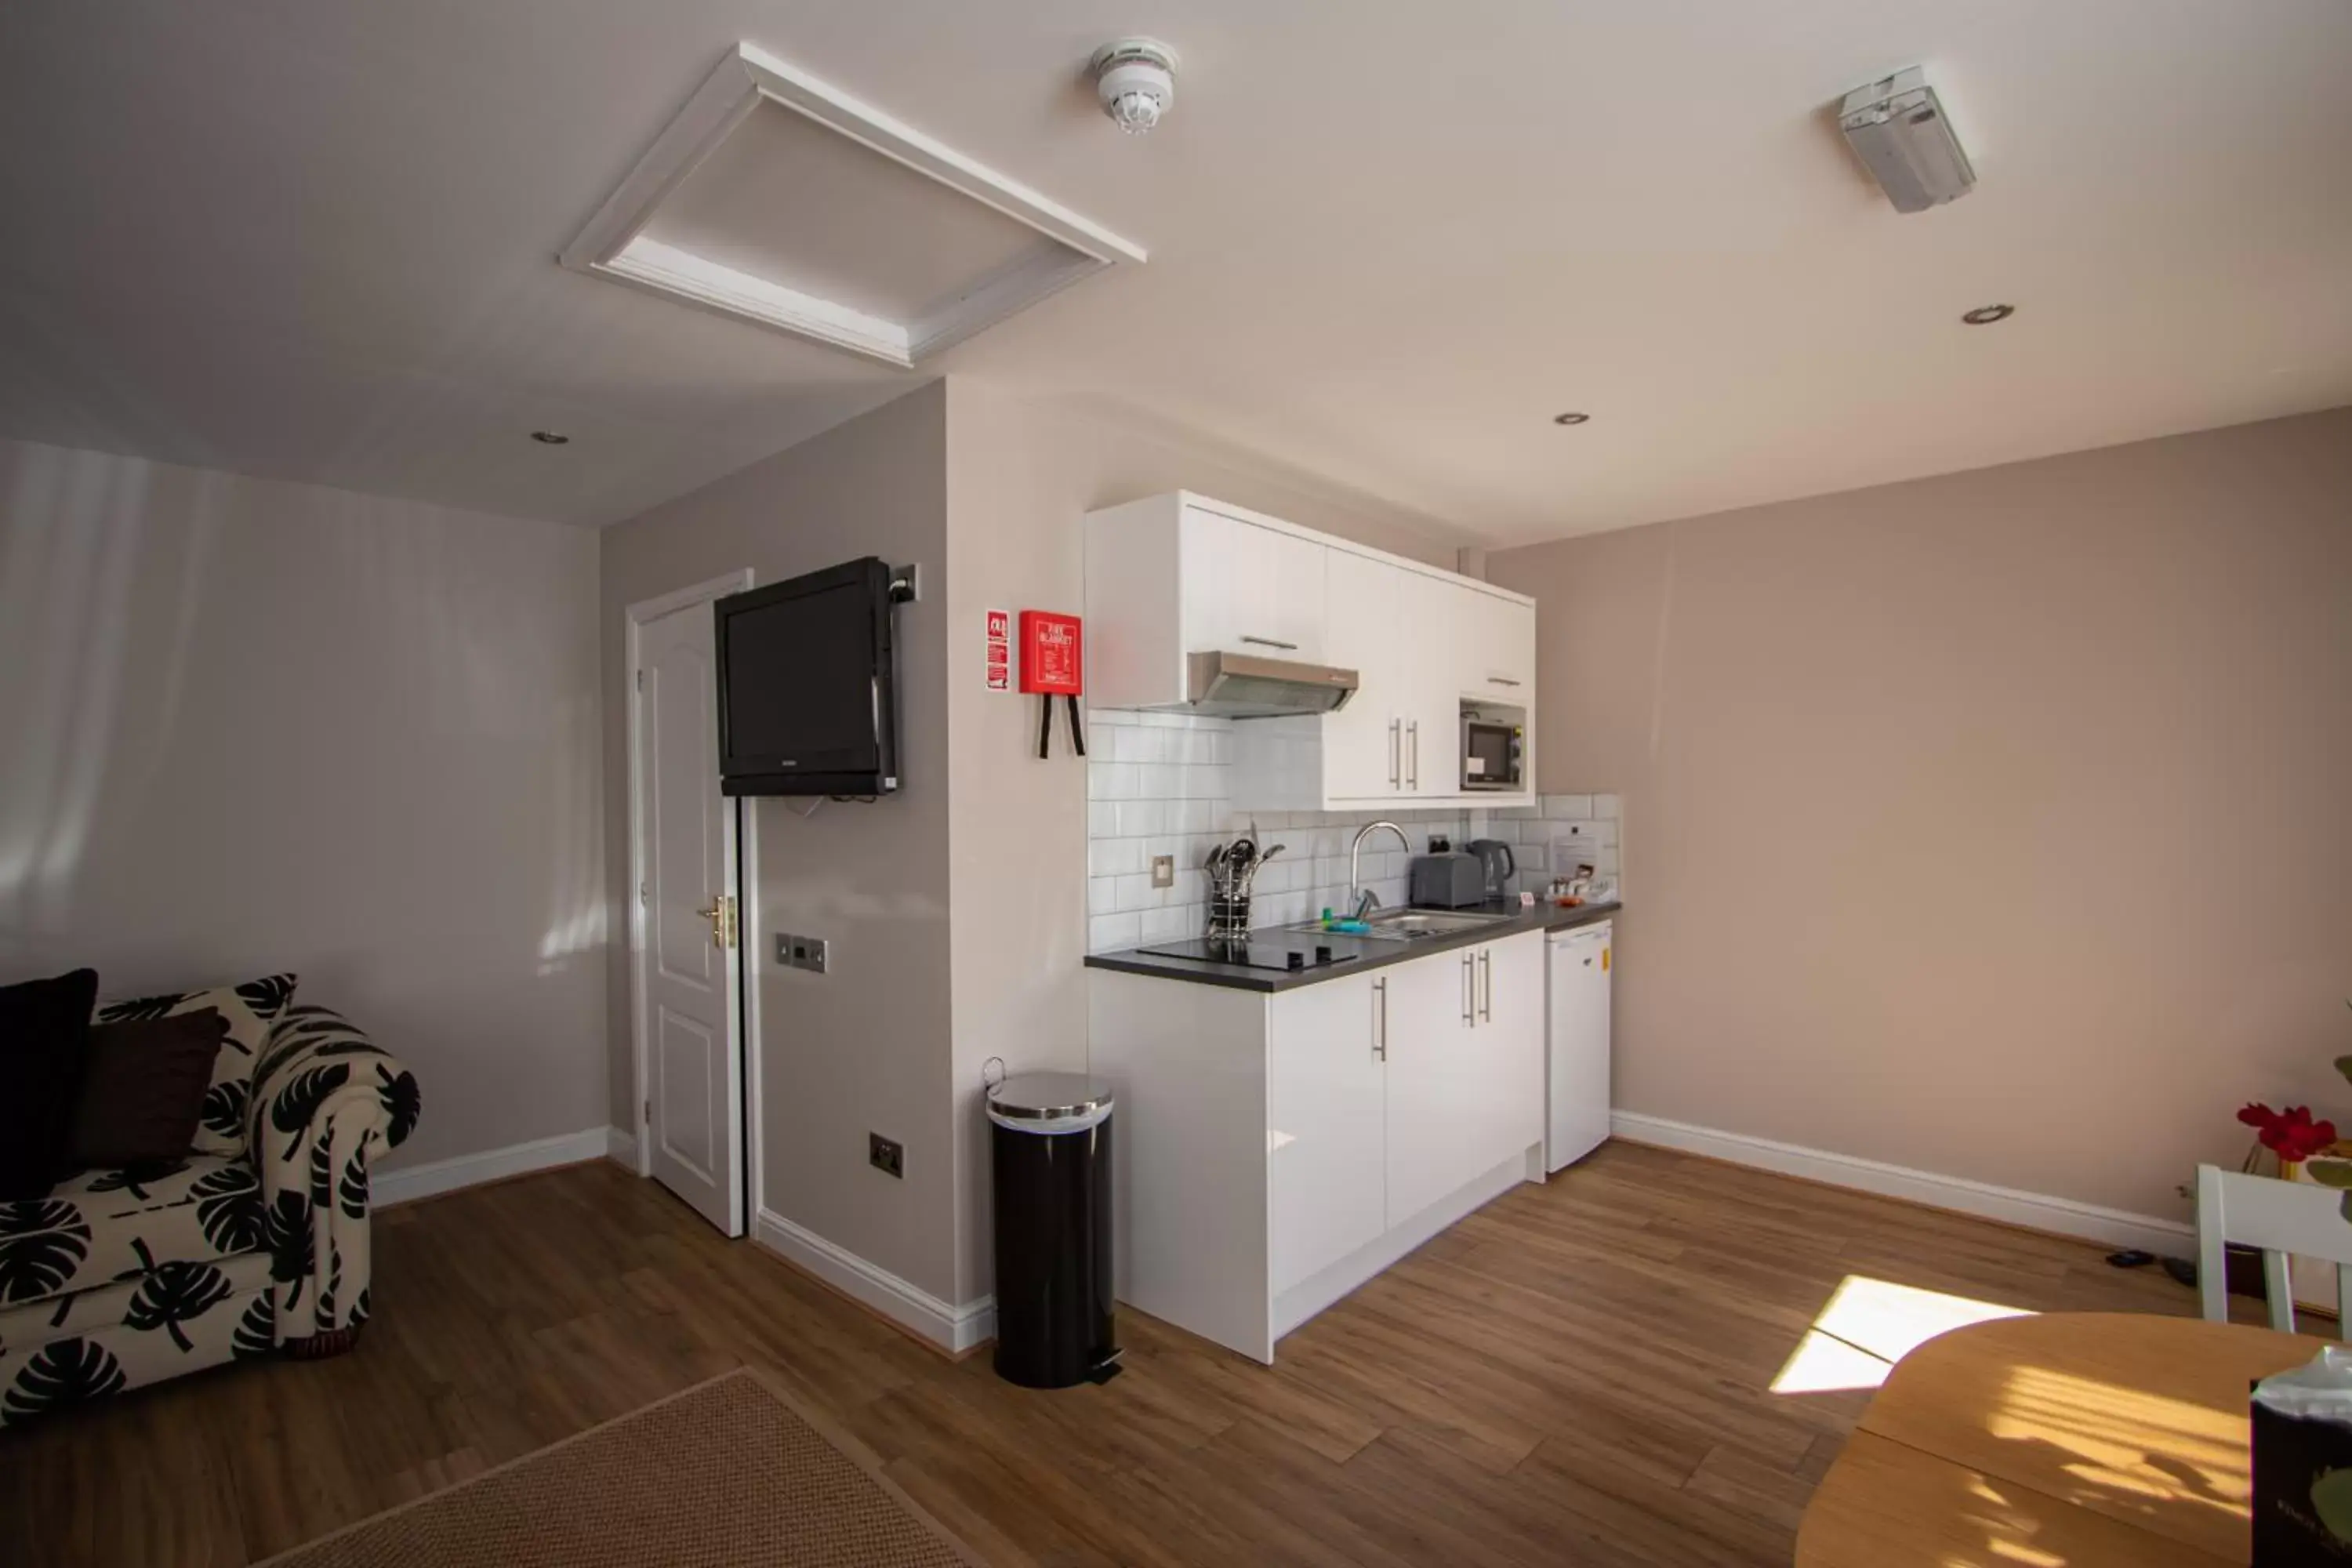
[1285,907,1518,942]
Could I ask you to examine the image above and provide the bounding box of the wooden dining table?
[1795,1312,2325,1567]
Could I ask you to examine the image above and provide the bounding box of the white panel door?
[1381,946,1479,1225]
[636,601,744,1237]
[1321,548,1405,800]
[1267,974,1389,1296]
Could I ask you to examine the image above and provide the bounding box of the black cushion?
[0,967,100,1199]
[66,1008,229,1171]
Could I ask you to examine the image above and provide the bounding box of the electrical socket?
[776,932,829,974]
[869,1133,903,1179]
[1150,854,1174,889]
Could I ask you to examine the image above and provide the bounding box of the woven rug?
[258,1367,981,1567]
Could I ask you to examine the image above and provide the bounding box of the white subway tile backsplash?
[1112,800,1166,837]
[1090,912,1141,949]
[1137,906,1193,944]
[1089,837,1144,877]
[1087,762,1138,800]
[1466,789,1625,900]
[1080,713,1614,953]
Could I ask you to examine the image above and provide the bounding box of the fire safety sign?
[983,608,1011,691]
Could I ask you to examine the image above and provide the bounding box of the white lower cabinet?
[1266,975,1388,1297]
[1091,930,1547,1363]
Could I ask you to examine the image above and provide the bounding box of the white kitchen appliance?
[1546,921,1612,1172]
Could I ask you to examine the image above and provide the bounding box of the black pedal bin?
[987,1073,1118,1388]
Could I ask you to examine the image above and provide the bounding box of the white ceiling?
[1,2,2346,543]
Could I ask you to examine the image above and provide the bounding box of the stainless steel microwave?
[1461,716,1524,791]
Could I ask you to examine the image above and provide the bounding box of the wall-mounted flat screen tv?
[714,557,898,797]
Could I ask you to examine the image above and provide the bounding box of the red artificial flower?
[2241,1102,2339,1163]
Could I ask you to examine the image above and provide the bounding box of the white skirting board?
[1610,1111,2194,1257]
[754,1207,995,1356]
[371,1127,617,1208]
[604,1126,637,1166]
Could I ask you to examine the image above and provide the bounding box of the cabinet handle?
[1388,719,1400,788]
[1461,952,1475,1025]
[1479,949,1494,1022]
[1240,636,1298,651]
[1406,720,1419,790]
[1486,676,1522,688]
[1371,977,1387,1062]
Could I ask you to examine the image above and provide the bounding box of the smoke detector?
[1089,38,1179,136]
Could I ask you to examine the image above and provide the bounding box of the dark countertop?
[1083,899,1621,993]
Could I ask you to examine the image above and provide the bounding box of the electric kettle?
[1467,839,1515,898]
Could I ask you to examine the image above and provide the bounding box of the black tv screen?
[714,558,899,797]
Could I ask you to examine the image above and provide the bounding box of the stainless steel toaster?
[1408,852,1486,909]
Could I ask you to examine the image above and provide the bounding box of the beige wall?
[939,381,1461,1305]
[0,437,607,1172]
[601,379,1461,1312]
[600,383,956,1296]
[1490,407,2352,1221]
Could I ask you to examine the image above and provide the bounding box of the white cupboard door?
[635,599,745,1238]
[1399,569,1462,795]
[1181,507,1327,662]
[1458,590,1536,705]
[1260,526,1328,661]
[1477,932,1549,1155]
[1381,947,1479,1225]
[1321,548,1404,800]
[1267,976,1389,1296]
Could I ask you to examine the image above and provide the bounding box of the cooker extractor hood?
[1184,650,1358,718]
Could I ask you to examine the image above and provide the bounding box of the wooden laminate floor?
[3,1141,2223,1567]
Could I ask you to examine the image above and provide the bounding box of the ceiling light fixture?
[1088,38,1179,136]
[1961,304,2015,325]
[1552,412,1591,426]
[530,430,572,445]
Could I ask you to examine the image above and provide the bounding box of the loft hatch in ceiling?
[562,43,1145,368]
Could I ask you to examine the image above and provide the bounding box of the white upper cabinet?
[1454,586,1536,702]
[1399,568,1465,797]
[1084,490,1535,806]
[1181,506,1327,663]
[1321,546,1406,799]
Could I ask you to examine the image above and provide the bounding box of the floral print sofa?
[0,977,418,1427]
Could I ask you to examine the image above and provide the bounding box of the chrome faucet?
[1348,820,1410,920]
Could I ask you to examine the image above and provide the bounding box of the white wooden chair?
[2196,1163,2352,1337]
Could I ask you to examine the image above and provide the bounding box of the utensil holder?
[1206,893,1252,942]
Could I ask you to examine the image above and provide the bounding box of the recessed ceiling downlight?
[1553,412,1592,426]
[1962,304,2015,325]
[530,430,571,445]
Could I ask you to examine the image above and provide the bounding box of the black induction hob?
[1131,936,1360,974]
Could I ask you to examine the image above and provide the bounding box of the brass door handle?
[696,898,735,949]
